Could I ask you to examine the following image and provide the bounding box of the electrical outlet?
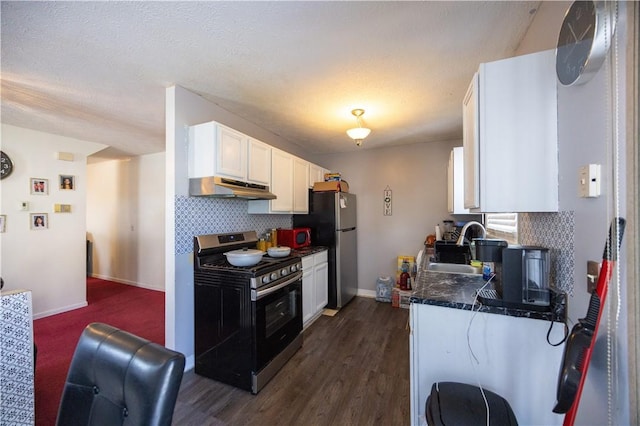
[587,260,601,293]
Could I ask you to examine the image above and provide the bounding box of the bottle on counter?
[271,228,278,247]
[482,262,495,281]
[435,224,442,241]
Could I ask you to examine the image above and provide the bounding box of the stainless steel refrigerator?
[293,191,357,309]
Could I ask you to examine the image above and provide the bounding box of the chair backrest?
[56,322,185,426]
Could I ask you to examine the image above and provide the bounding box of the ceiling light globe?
[346,127,371,141]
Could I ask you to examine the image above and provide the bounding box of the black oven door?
[253,273,302,371]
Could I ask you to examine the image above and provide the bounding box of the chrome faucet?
[456,221,486,246]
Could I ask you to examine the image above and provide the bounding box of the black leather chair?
[56,323,185,426]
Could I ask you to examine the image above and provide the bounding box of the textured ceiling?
[1,1,542,157]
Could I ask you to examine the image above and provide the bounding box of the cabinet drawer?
[314,250,328,264]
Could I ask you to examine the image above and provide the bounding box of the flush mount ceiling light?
[346,109,371,147]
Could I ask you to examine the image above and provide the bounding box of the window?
[485,213,518,244]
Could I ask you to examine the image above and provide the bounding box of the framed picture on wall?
[59,175,75,190]
[30,213,48,230]
[30,178,49,195]
[0,215,6,233]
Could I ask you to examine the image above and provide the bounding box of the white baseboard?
[356,289,376,298]
[185,355,195,372]
[33,301,88,320]
[90,274,164,292]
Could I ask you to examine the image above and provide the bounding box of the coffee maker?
[476,242,551,311]
[501,246,550,308]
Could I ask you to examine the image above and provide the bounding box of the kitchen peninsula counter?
[410,269,563,322]
[409,269,566,426]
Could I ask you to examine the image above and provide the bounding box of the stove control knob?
[290,265,298,273]
[270,272,278,281]
[281,268,288,276]
[262,276,270,284]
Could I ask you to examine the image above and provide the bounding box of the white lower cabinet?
[409,303,564,426]
[301,250,328,327]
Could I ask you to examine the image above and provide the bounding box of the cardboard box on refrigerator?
[313,180,349,193]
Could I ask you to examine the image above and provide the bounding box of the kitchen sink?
[427,262,482,275]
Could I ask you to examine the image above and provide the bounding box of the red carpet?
[33,277,165,426]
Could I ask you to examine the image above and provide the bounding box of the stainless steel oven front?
[251,271,302,392]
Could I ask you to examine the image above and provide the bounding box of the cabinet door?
[216,125,247,180]
[314,260,328,313]
[302,255,315,326]
[188,121,216,178]
[302,268,314,325]
[462,73,480,209]
[292,157,309,213]
[247,138,271,185]
[478,49,558,212]
[270,149,294,212]
[309,163,326,188]
[447,150,454,213]
[450,147,470,214]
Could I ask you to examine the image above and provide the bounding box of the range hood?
[189,176,276,200]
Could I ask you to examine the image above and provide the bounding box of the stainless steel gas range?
[193,231,303,394]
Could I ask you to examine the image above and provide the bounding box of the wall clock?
[0,150,14,179]
[555,0,616,86]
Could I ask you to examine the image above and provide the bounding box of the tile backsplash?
[175,196,292,254]
[518,211,575,295]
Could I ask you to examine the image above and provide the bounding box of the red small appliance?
[277,227,311,249]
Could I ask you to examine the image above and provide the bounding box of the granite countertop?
[410,269,564,322]
[291,246,329,257]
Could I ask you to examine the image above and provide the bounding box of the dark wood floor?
[172,297,410,426]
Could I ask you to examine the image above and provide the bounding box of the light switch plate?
[54,204,72,213]
[579,164,601,198]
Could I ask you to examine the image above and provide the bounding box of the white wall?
[0,124,105,318]
[316,140,459,294]
[514,2,632,424]
[86,152,165,291]
[556,10,631,426]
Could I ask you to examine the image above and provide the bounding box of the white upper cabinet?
[309,163,329,188]
[463,73,480,210]
[248,149,309,214]
[293,157,309,212]
[216,125,247,179]
[463,49,558,213]
[188,121,271,185]
[247,138,271,185]
[270,148,294,212]
[189,120,312,214]
[448,147,470,214]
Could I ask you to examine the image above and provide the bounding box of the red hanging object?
[552,217,625,426]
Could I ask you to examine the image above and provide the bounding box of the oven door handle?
[254,272,302,301]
